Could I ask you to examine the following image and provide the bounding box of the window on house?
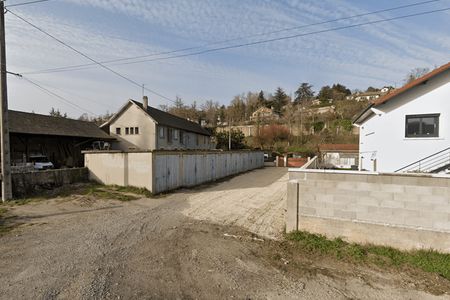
[173,129,179,140]
[116,128,121,135]
[180,131,184,144]
[125,127,129,135]
[196,135,199,146]
[135,127,139,134]
[405,114,439,138]
[159,127,165,138]
[130,127,134,135]
[168,128,173,143]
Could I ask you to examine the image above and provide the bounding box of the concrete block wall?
[287,170,450,252]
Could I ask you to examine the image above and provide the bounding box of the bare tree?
[404,67,429,84]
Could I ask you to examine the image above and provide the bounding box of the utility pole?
[228,119,231,150]
[0,1,12,201]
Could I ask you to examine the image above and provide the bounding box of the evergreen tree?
[257,90,266,107]
[294,83,314,104]
[272,87,288,115]
[318,86,333,103]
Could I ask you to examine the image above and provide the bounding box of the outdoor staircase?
[395,147,450,174]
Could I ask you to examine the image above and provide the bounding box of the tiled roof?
[373,62,450,107]
[9,110,112,139]
[319,144,359,151]
[130,100,211,136]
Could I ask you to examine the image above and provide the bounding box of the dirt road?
[0,168,448,299]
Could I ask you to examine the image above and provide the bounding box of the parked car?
[92,141,110,150]
[29,155,54,170]
[263,151,276,162]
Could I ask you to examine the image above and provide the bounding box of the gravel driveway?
[0,167,448,299]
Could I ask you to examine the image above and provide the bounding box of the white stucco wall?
[156,125,212,150]
[358,70,450,172]
[108,102,212,151]
[109,103,157,151]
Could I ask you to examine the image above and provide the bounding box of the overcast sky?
[4,0,450,118]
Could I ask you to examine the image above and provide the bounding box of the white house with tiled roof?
[353,62,450,173]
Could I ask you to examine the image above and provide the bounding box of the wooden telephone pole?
[0,1,12,201]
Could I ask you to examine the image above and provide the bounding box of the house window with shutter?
[159,127,165,139]
[135,127,139,134]
[125,127,129,135]
[116,128,121,135]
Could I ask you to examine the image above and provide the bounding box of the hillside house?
[347,87,394,102]
[102,97,213,151]
[250,106,279,122]
[353,62,450,173]
[9,110,112,168]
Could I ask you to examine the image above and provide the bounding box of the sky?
[4,0,450,118]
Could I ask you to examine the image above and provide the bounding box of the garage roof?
[9,110,112,139]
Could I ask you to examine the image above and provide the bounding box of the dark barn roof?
[9,110,112,139]
[130,100,211,136]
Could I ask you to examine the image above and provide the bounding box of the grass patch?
[82,184,153,201]
[84,186,138,201]
[286,231,450,280]
[5,183,153,205]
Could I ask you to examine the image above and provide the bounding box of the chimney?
[143,96,148,110]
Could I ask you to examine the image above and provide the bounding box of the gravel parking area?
[0,167,448,299]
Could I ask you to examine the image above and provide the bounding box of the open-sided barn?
[9,110,113,168]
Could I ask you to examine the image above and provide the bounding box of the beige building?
[250,106,279,122]
[102,98,213,151]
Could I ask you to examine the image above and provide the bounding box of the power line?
[5,0,52,8]
[22,0,443,75]
[6,8,177,103]
[14,74,98,115]
[32,6,450,70]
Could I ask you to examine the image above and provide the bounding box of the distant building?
[102,97,213,151]
[250,106,279,122]
[305,105,335,115]
[318,144,359,169]
[347,87,394,102]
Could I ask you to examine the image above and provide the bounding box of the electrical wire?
[21,0,443,75]
[6,8,177,103]
[19,75,98,116]
[36,6,450,69]
[5,0,52,8]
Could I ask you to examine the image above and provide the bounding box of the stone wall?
[12,168,89,198]
[287,170,450,252]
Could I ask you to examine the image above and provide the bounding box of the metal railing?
[395,147,450,173]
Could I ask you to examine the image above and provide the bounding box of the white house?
[353,62,450,173]
[102,97,213,151]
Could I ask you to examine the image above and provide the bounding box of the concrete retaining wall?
[12,167,89,198]
[84,150,264,194]
[287,170,450,252]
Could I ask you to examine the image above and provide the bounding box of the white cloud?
[4,0,449,117]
